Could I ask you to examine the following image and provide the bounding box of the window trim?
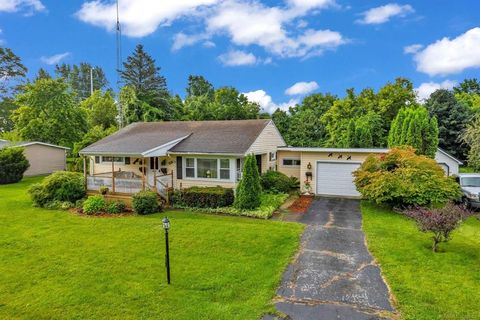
[183,157,233,181]
[282,158,301,167]
[101,156,125,164]
[269,151,277,161]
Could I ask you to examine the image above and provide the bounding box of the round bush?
[29,171,85,208]
[132,191,160,215]
[106,201,126,214]
[83,195,106,215]
[260,170,297,193]
[0,147,30,184]
[353,148,462,207]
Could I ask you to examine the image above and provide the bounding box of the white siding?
[435,150,460,176]
[246,121,285,171]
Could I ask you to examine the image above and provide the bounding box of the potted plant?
[99,185,109,196]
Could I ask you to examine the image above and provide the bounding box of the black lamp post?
[162,216,171,284]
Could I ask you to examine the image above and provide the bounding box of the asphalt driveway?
[266,198,395,320]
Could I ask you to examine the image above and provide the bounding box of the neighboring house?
[0,140,70,176]
[79,120,285,198]
[277,147,462,198]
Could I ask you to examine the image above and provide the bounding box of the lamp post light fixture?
[162,216,171,284]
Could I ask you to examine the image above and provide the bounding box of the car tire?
[462,197,471,210]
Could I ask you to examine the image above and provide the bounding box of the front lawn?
[0,177,304,319]
[362,202,480,320]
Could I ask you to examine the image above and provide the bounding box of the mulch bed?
[288,195,314,214]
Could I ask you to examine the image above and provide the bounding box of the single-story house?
[0,140,70,176]
[79,120,284,198]
[277,147,462,198]
[79,119,462,199]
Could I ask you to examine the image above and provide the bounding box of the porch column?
[83,156,87,191]
[142,159,146,191]
[111,160,116,193]
[153,168,157,189]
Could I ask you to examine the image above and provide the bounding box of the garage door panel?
[316,162,361,197]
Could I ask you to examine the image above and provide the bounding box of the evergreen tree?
[0,47,27,97]
[425,89,471,159]
[35,68,51,81]
[55,63,109,101]
[234,154,261,210]
[120,44,172,121]
[388,107,439,158]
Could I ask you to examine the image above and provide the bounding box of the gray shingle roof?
[80,119,271,156]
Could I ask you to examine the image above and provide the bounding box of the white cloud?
[285,81,319,95]
[357,3,413,25]
[40,52,70,65]
[76,0,346,60]
[205,1,346,58]
[415,80,456,101]
[0,0,45,13]
[218,50,257,66]
[76,0,219,37]
[412,27,480,76]
[244,89,298,113]
[403,43,423,54]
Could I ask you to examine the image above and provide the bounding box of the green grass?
[0,177,304,319]
[459,166,477,173]
[362,202,480,320]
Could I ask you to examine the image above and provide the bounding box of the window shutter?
[95,156,100,164]
[176,157,183,180]
[124,157,130,165]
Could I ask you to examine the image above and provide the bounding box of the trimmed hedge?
[0,147,30,184]
[173,186,234,208]
[261,170,298,193]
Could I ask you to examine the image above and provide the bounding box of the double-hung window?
[184,158,231,180]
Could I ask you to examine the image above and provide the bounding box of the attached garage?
[316,161,362,197]
[277,147,462,199]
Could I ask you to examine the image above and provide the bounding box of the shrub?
[260,170,298,193]
[404,203,469,252]
[99,186,109,195]
[132,191,160,215]
[173,186,234,208]
[83,195,106,215]
[44,200,75,210]
[353,148,462,207]
[30,171,86,208]
[0,147,30,184]
[106,201,126,214]
[234,154,261,210]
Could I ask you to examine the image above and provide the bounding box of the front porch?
[82,155,174,201]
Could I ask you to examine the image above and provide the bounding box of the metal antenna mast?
[116,0,123,128]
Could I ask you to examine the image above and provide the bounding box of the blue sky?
[1,0,479,112]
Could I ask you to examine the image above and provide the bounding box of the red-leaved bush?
[404,203,470,252]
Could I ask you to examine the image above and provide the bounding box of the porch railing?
[87,176,143,194]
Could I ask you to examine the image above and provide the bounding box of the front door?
[255,154,262,175]
[147,157,168,186]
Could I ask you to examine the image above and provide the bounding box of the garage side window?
[282,158,301,166]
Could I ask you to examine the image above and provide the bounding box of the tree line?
[0,44,479,170]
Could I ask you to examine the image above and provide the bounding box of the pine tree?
[346,119,357,147]
[234,154,261,210]
[120,44,172,121]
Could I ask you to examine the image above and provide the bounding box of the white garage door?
[316,162,361,197]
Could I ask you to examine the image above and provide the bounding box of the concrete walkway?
[265,198,395,320]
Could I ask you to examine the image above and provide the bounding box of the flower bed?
[174,193,288,219]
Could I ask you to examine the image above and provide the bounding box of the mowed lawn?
[0,177,304,320]
[362,202,480,320]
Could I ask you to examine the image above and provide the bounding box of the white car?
[457,173,480,210]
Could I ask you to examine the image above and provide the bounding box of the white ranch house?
[79,119,462,199]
